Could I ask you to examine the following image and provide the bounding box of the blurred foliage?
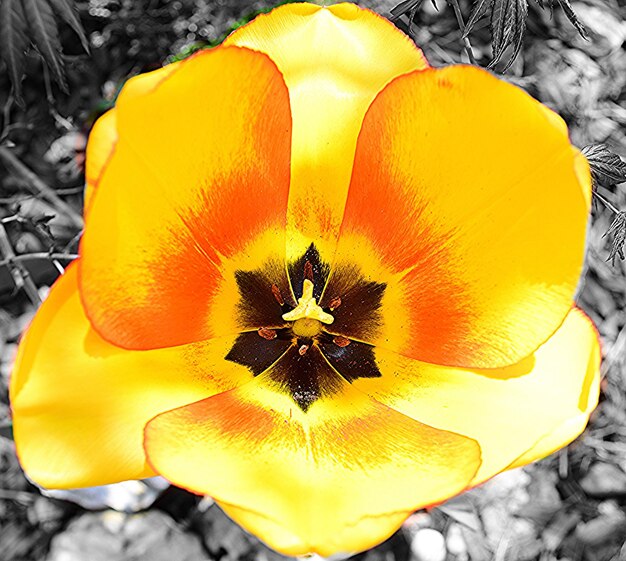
[391,0,588,69]
[465,0,587,68]
[0,0,609,109]
[0,0,89,101]
[168,0,300,62]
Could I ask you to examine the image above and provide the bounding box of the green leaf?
[506,0,527,69]
[490,0,512,64]
[488,0,527,69]
[464,0,585,70]
[536,0,588,39]
[48,0,90,53]
[464,0,527,69]
[389,0,426,19]
[555,0,588,39]
[22,0,67,92]
[464,0,493,36]
[603,211,626,266]
[0,0,29,101]
[583,144,626,187]
[489,0,528,70]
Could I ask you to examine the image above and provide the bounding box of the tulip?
[11,2,600,556]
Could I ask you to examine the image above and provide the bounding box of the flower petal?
[79,46,292,350]
[218,502,411,558]
[84,61,186,211]
[351,308,600,486]
[144,351,480,556]
[84,109,117,212]
[334,65,591,368]
[117,60,183,100]
[225,3,428,259]
[84,62,185,212]
[10,263,253,489]
[507,326,601,470]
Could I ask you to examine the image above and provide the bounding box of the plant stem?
[594,190,620,214]
[0,251,78,267]
[447,0,477,64]
[0,489,36,503]
[0,252,79,269]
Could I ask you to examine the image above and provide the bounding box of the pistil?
[282,279,334,326]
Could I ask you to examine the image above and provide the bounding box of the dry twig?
[0,221,41,304]
[0,146,83,229]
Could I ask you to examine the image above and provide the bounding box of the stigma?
[282,279,334,332]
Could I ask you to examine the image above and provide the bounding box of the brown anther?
[328,296,342,311]
[298,344,310,356]
[333,336,351,348]
[303,260,314,282]
[258,327,277,340]
[271,284,284,306]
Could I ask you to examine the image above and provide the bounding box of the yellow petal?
[333,65,591,368]
[218,502,412,558]
[118,60,182,100]
[351,308,601,486]
[84,61,184,212]
[79,46,292,350]
[10,263,253,489]
[144,345,480,556]
[225,2,428,260]
[507,320,601,470]
[84,109,117,212]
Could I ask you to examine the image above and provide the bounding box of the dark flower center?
[225,244,386,411]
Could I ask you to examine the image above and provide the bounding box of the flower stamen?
[328,296,342,311]
[258,327,277,340]
[333,336,351,347]
[304,260,314,282]
[271,284,285,306]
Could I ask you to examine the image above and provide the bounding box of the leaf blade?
[556,0,588,39]
[487,0,527,69]
[0,0,29,100]
[22,0,67,92]
[488,0,513,66]
[501,0,527,70]
[390,0,424,19]
[582,144,626,187]
[464,0,493,36]
[48,0,89,53]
